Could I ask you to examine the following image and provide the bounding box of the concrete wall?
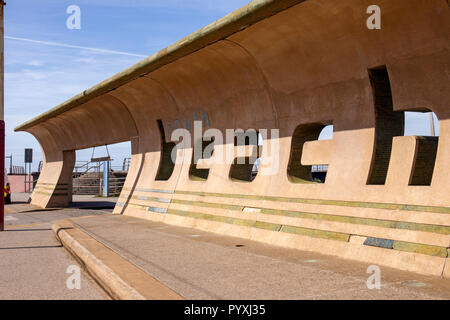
[15,0,450,277]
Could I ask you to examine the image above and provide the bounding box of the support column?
[31,150,75,208]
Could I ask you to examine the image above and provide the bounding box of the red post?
[0,121,4,231]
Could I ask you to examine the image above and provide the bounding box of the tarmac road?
[0,193,109,300]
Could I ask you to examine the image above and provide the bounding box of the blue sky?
[5,0,439,171]
[5,0,251,170]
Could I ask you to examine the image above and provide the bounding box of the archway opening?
[288,122,332,184]
[72,141,131,209]
[155,119,176,181]
[404,111,439,186]
[189,137,215,181]
[229,130,262,182]
[311,125,333,183]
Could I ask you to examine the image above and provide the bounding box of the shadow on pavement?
[0,245,63,250]
[69,201,116,210]
[4,228,52,232]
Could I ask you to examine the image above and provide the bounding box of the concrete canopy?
[15,0,450,277]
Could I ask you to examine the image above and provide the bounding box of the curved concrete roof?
[14,0,305,132]
[18,0,450,277]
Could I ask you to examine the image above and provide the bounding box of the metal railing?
[72,160,105,195]
[73,175,102,195]
[10,165,25,175]
[72,158,129,196]
[122,157,131,171]
[102,176,127,197]
[73,174,127,196]
[74,160,102,174]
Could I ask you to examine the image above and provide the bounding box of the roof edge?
[15,0,305,132]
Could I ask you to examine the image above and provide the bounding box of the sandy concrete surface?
[1,197,110,300]
[54,219,183,300]
[13,0,450,277]
[5,193,118,213]
[68,214,450,300]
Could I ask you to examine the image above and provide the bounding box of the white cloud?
[5,38,143,167]
[6,36,148,58]
[73,0,251,11]
[4,0,251,169]
[27,60,45,67]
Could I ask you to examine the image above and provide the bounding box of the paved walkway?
[5,193,118,213]
[4,193,450,300]
[1,194,109,300]
[69,214,450,300]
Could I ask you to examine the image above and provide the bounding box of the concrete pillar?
[31,150,75,208]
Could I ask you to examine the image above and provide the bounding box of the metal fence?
[10,165,25,175]
[122,157,131,171]
[72,159,128,196]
